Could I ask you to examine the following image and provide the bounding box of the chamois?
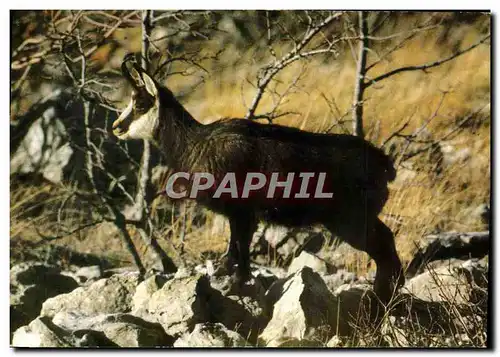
[112,56,404,302]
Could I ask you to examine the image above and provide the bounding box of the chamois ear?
[122,56,146,90]
[142,72,158,97]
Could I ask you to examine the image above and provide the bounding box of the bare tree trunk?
[352,11,368,138]
[83,100,145,275]
[135,10,153,215]
[134,10,177,274]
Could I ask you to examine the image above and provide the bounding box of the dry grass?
[159,16,490,273]
[10,14,490,275]
[9,13,490,348]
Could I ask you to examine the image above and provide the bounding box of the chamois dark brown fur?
[112,57,404,301]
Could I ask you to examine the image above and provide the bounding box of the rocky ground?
[10,230,489,348]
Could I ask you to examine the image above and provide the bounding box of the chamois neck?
[153,86,201,168]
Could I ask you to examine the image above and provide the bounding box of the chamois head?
[112,55,160,140]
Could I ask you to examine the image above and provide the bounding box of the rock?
[10,263,79,298]
[102,266,141,277]
[463,204,490,229]
[261,338,323,347]
[260,277,287,318]
[10,306,32,342]
[134,273,267,343]
[251,265,284,291]
[380,316,411,347]
[9,242,115,273]
[173,323,247,347]
[380,290,488,347]
[41,272,140,318]
[75,265,103,283]
[333,282,373,295]
[256,224,288,248]
[12,316,116,347]
[98,319,171,347]
[10,112,73,184]
[193,260,216,276]
[277,228,326,262]
[131,274,170,313]
[326,335,343,347]
[287,251,334,275]
[10,263,79,339]
[406,231,489,277]
[140,275,212,337]
[251,224,327,265]
[316,241,359,271]
[404,258,488,305]
[208,278,267,344]
[379,313,478,348]
[333,283,379,323]
[52,312,174,347]
[322,270,357,293]
[259,267,345,346]
[173,266,196,279]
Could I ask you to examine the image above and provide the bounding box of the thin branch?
[245,11,343,119]
[367,34,490,87]
[380,108,417,149]
[34,219,104,244]
[82,99,146,274]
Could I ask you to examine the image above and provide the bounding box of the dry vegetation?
[160,13,491,274]
[9,10,491,349]
[10,11,490,283]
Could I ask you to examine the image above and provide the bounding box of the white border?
[4,0,498,10]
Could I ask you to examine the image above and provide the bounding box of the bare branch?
[245,11,343,119]
[82,99,146,275]
[34,218,104,244]
[380,108,417,149]
[367,34,490,87]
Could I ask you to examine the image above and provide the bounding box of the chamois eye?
[134,93,154,113]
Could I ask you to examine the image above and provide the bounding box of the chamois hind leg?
[367,219,405,302]
[324,216,404,305]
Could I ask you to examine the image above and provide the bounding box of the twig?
[245,11,343,119]
[34,219,104,244]
[82,99,146,274]
[367,34,490,87]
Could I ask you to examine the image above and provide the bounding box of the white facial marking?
[112,95,159,141]
[127,107,159,140]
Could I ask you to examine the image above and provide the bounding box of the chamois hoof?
[224,271,260,297]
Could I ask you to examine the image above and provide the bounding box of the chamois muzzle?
[112,100,134,139]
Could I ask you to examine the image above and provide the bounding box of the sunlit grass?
[11,14,490,274]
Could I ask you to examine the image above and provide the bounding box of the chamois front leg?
[227,212,257,285]
[216,233,239,276]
